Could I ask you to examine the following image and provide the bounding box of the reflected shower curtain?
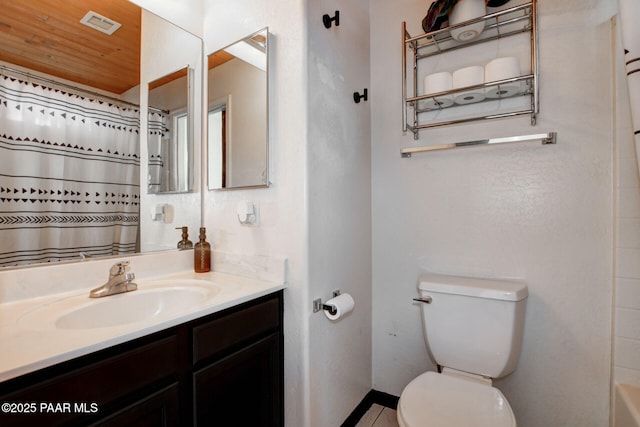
[618,0,640,172]
[0,72,140,267]
[147,109,169,193]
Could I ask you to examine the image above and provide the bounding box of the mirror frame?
[206,27,270,191]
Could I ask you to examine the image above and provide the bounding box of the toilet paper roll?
[423,72,454,109]
[485,56,522,99]
[324,293,355,320]
[449,0,486,42]
[452,65,486,105]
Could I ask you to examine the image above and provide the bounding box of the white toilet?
[397,273,528,427]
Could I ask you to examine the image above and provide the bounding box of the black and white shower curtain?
[0,71,140,267]
[618,0,640,173]
[147,109,169,193]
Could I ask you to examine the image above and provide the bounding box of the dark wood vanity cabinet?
[192,296,282,426]
[0,291,283,427]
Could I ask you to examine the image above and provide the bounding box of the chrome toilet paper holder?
[313,290,341,315]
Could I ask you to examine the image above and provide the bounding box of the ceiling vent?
[80,11,121,35]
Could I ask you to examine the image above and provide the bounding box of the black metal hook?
[323,11,340,28]
[353,88,368,103]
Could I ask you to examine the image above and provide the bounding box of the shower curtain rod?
[0,64,165,114]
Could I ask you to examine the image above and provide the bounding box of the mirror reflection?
[207,28,269,190]
[0,0,201,268]
[148,67,194,194]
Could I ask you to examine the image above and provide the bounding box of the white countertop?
[0,270,284,383]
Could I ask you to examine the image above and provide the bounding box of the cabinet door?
[194,333,282,427]
[91,383,180,427]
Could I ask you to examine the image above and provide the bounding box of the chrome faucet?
[89,261,138,298]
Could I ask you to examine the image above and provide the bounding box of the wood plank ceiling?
[206,33,267,72]
[0,0,141,95]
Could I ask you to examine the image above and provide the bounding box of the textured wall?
[371,1,615,426]
[129,0,204,37]
[306,0,373,425]
[202,1,309,425]
[204,0,373,424]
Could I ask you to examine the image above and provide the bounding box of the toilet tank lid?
[418,273,528,301]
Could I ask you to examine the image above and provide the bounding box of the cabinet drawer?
[0,335,179,427]
[193,296,280,364]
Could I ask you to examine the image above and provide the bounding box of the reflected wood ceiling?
[148,66,187,91]
[206,34,266,71]
[208,50,234,70]
[0,0,141,95]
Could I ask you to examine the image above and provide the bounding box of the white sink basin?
[19,279,220,330]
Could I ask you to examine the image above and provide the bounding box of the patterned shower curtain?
[618,0,640,172]
[147,109,169,193]
[0,71,140,267]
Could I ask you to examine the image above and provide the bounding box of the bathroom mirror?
[0,0,202,268]
[147,67,194,194]
[207,28,269,190]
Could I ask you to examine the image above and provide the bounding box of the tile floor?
[355,404,399,427]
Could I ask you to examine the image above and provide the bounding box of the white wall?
[129,0,203,37]
[148,75,188,111]
[207,58,267,188]
[613,16,640,388]
[202,1,310,426]
[203,0,372,425]
[306,0,372,425]
[371,1,615,426]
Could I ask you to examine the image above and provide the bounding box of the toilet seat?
[397,371,516,427]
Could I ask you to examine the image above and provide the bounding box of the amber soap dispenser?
[176,226,193,250]
[194,227,211,273]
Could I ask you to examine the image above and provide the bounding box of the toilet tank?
[418,273,528,379]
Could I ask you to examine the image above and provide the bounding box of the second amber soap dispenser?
[194,227,211,273]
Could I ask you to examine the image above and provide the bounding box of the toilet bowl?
[397,370,516,427]
[398,273,527,427]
